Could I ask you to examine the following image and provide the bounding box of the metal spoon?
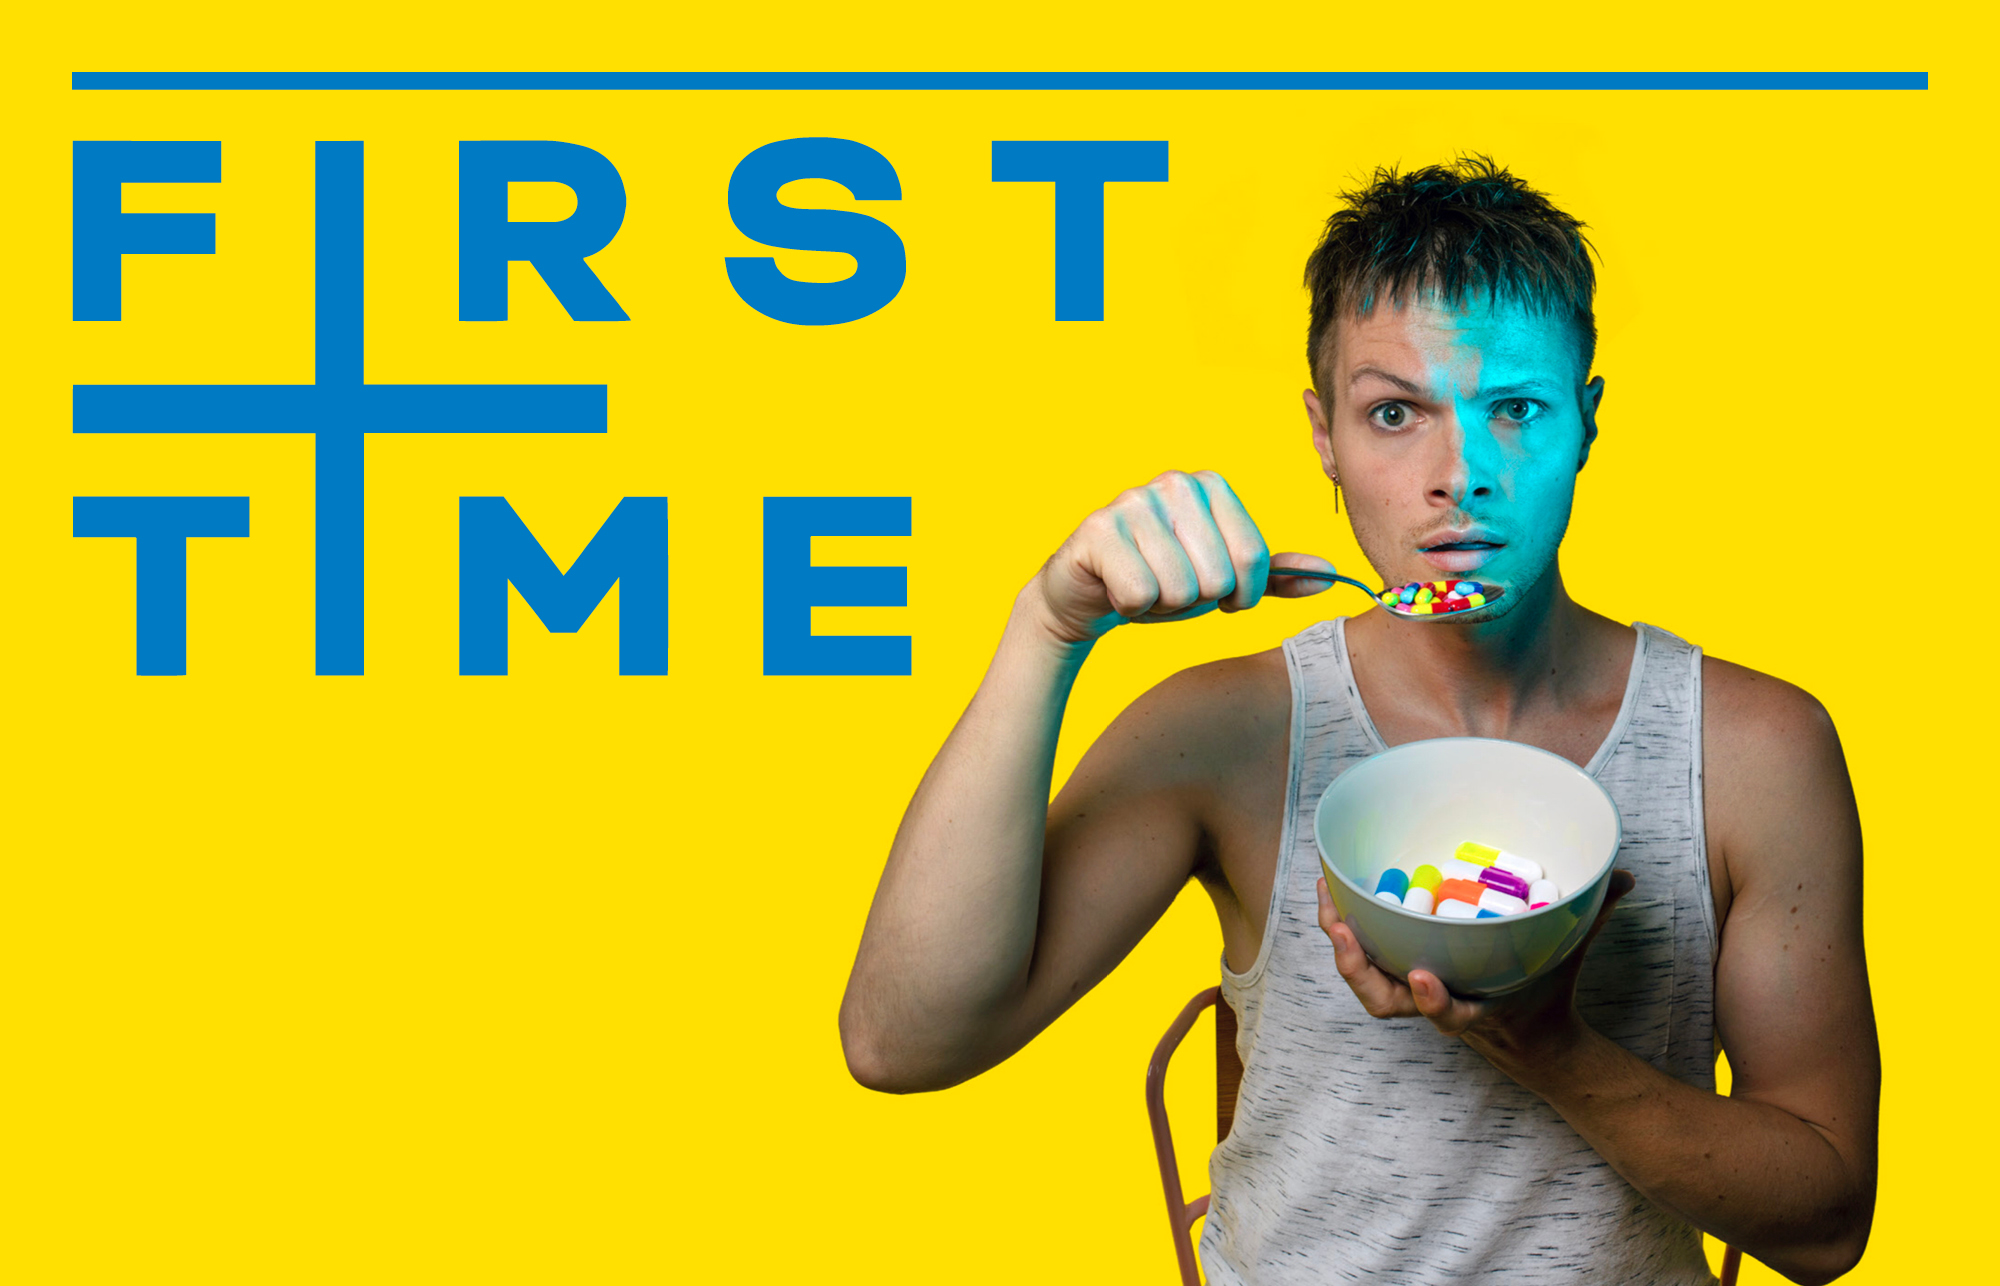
[1268,566,1506,618]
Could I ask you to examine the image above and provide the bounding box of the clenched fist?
[1029,470,1338,646]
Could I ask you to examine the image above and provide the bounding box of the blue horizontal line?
[74,383,608,433]
[71,71,1928,92]
[363,383,608,431]
[74,384,323,431]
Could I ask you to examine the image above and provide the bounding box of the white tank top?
[1200,617,1720,1284]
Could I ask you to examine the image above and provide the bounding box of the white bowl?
[1314,737,1622,997]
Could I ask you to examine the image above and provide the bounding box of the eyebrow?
[1347,365,1565,399]
[1348,365,1424,395]
[1479,379,1566,398]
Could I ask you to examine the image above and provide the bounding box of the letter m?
[459,497,667,676]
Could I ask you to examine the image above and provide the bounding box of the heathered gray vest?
[1200,617,1719,1284]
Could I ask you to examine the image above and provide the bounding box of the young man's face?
[1303,290,1605,615]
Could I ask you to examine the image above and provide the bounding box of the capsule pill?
[1436,878,1487,908]
[1454,841,1546,883]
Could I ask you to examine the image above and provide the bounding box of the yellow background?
[4,6,1989,1282]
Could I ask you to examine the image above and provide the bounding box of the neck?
[1350,562,1609,734]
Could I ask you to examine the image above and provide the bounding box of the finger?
[1192,472,1271,614]
[1266,552,1340,599]
[1121,499,1209,620]
[1408,969,1485,1035]
[1152,472,1240,607]
[1317,878,1418,1018]
[1073,513,1164,620]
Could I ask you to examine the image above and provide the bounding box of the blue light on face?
[1438,298,1597,605]
[1337,290,1601,611]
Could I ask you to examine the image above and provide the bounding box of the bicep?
[1711,691,1878,1165]
[997,685,1214,1049]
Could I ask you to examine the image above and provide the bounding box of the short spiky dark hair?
[1304,155,1600,391]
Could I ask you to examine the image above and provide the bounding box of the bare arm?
[1510,672,1875,1281]
[839,471,1329,1092]
[1316,666,1878,1284]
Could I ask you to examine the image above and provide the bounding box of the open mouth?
[1418,539,1504,573]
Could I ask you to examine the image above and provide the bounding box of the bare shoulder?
[1105,645,1291,774]
[1053,643,1292,821]
[1702,653,1837,745]
[1700,653,1856,916]
[1701,653,1844,790]
[1140,644,1290,730]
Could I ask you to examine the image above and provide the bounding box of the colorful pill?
[1415,587,1434,604]
[1410,864,1442,894]
[1529,902,1550,910]
[1476,888,1529,916]
[1436,898,1480,920]
[1477,909,1502,919]
[1454,842,1496,867]
[1375,868,1410,900]
[1454,841,1545,883]
[1437,878,1487,907]
[1437,858,1486,883]
[1399,584,1418,604]
[1377,890,1403,904]
[1402,887,1434,914]
[1479,867,1531,899]
[1453,581,1478,595]
[1527,879,1559,906]
[1379,590,1398,605]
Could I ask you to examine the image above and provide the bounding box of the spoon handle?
[1270,567,1381,596]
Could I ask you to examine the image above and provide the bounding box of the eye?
[1494,398,1546,424]
[1369,401,1414,430]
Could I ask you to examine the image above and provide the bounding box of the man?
[840,156,1878,1284]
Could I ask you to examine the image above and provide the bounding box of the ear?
[1304,387,1338,481]
[1577,375,1605,472]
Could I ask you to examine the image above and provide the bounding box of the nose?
[1428,417,1496,510]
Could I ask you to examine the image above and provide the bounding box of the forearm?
[1482,1023,1872,1284]
[840,584,1092,1090]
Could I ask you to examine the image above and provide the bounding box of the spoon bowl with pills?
[1271,568,1506,618]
